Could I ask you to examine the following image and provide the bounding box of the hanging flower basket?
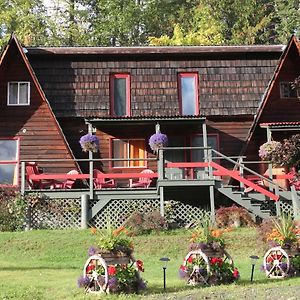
[79,134,99,153]
[149,133,168,153]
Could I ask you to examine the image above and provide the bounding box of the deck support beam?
[159,186,165,216]
[291,185,300,219]
[81,194,90,229]
[209,185,215,224]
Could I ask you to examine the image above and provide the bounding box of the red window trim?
[109,138,148,170]
[0,137,20,187]
[109,73,131,117]
[178,72,199,115]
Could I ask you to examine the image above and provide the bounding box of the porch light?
[249,255,259,282]
[159,257,170,292]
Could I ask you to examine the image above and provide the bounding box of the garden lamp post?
[250,255,259,282]
[159,257,170,292]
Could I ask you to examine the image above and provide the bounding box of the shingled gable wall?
[0,36,77,179]
[243,36,300,166]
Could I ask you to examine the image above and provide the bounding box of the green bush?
[0,189,48,232]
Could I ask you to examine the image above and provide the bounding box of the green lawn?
[0,227,300,299]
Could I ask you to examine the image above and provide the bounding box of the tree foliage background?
[0,0,299,48]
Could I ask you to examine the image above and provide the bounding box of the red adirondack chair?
[25,162,54,189]
[129,169,154,188]
[93,169,116,189]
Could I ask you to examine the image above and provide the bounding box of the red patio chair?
[129,169,154,188]
[25,162,54,189]
[50,170,79,189]
[93,169,116,189]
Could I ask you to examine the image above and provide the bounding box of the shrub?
[0,189,50,231]
[124,210,166,235]
[215,205,254,228]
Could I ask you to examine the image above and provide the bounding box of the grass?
[0,227,300,299]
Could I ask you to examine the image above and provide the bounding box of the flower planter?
[79,250,146,294]
[179,246,238,286]
[97,250,131,265]
[263,246,300,278]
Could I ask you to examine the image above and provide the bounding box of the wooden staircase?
[217,186,275,219]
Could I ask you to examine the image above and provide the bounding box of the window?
[279,82,298,99]
[178,73,199,115]
[110,74,130,116]
[7,82,30,105]
[0,138,19,186]
[191,134,219,162]
[112,139,146,168]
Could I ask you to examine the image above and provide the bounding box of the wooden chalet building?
[0,34,299,228]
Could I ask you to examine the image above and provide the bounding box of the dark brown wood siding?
[0,42,76,177]
[244,40,300,171]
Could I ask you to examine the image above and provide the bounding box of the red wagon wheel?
[263,247,290,278]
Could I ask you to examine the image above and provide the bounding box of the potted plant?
[77,225,146,294]
[261,214,300,278]
[179,219,239,285]
[79,133,100,153]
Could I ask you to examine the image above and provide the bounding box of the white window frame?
[7,81,30,106]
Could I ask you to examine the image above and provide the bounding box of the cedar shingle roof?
[27,45,283,118]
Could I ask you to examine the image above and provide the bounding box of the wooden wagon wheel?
[83,254,109,293]
[182,250,210,285]
[263,247,290,278]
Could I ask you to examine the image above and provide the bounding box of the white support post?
[209,185,215,224]
[21,161,26,195]
[291,185,300,220]
[88,123,94,199]
[81,194,90,229]
[159,186,165,217]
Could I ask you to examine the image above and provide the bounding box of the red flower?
[210,257,223,266]
[187,256,193,263]
[108,265,117,276]
[180,265,188,272]
[86,264,95,273]
[233,268,240,279]
[136,260,144,272]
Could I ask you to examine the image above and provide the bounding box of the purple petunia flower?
[179,268,188,279]
[79,134,100,152]
[149,133,168,152]
[88,246,98,257]
[137,279,147,290]
[77,275,90,288]
[108,276,119,293]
